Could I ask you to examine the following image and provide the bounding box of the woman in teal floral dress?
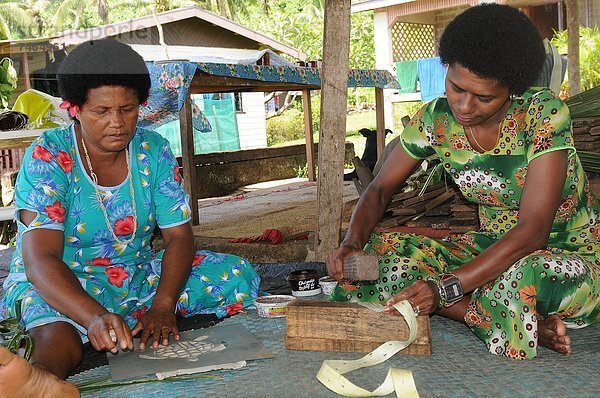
[0,39,259,396]
[327,4,599,360]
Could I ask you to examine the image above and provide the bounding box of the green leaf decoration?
[0,301,34,360]
[76,373,223,393]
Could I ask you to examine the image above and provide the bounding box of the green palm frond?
[0,2,34,37]
[565,86,600,118]
[51,0,82,32]
[0,301,34,361]
[0,15,12,39]
[30,0,49,15]
[194,0,243,21]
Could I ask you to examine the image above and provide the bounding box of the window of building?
[234,92,244,113]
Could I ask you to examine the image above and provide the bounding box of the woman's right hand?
[326,243,365,281]
[87,313,134,354]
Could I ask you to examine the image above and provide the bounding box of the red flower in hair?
[192,253,207,266]
[91,257,112,267]
[114,216,135,236]
[174,167,182,183]
[225,302,244,316]
[45,201,66,222]
[56,151,73,172]
[106,266,128,288]
[59,100,80,118]
[32,145,53,162]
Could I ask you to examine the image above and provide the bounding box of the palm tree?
[53,0,115,31]
[95,0,109,25]
[0,2,33,39]
[51,0,83,32]
[194,0,248,22]
[20,0,49,37]
[135,0,195,15]
[137,0,248,22]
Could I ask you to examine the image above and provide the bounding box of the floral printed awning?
[139,61,399,130]
[193,62,400,89]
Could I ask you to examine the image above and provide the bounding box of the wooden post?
[375,87,385,159]
[565,0,581,95]
[21,53,30,90]
[315,0,351,261]
[179,94,199,225]
[302,89,316,181]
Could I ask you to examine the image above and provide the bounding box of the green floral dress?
[330,88,600,359]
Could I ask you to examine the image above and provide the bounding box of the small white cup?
[319,276,338,296]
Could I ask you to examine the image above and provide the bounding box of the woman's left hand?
[131,303,180,350]
[383,280,439,317]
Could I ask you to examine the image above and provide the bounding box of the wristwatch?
[427,273,464,308]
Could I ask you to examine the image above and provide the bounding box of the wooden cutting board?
[285,300,432,356]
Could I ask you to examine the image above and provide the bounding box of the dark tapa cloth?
[0,111,28,131]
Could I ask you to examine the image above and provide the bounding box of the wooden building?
[351,0,600,127]
[0,6,307,152]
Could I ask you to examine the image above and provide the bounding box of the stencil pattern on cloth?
[107,322,273,381]
[137,335,226,361]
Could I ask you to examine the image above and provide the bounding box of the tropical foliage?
[0,1,37,39]
[551,27,600,91]
[0,57,17,109]
[0,0,375,70]
[238,0,374,69]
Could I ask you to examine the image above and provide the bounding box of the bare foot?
[538,315,572,355]
[0,346,79,398]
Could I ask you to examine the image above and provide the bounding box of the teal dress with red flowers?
[1,124,260,339]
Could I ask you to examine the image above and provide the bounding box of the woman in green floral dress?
[327,4,599,360]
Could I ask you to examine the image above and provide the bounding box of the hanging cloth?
[417,57,447,103]
[395,60,418,94]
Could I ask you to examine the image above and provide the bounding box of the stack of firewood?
[448,192,479,233]
[572,118,600,153]
[376,182,479,233]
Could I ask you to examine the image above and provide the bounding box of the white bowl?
[319,276,338,296]
[254,295,296,318]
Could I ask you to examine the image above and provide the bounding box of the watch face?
[443,282,462,301]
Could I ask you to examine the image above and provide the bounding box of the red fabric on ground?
[229,229,284,244]
[289,233,309,241]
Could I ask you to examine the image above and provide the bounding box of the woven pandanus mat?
[68,304,600,398]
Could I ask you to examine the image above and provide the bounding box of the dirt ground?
[184,176,600,264]
[187,178,360,264]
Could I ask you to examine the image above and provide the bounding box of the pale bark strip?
[302,89,316,181]
[315,0,351,261]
